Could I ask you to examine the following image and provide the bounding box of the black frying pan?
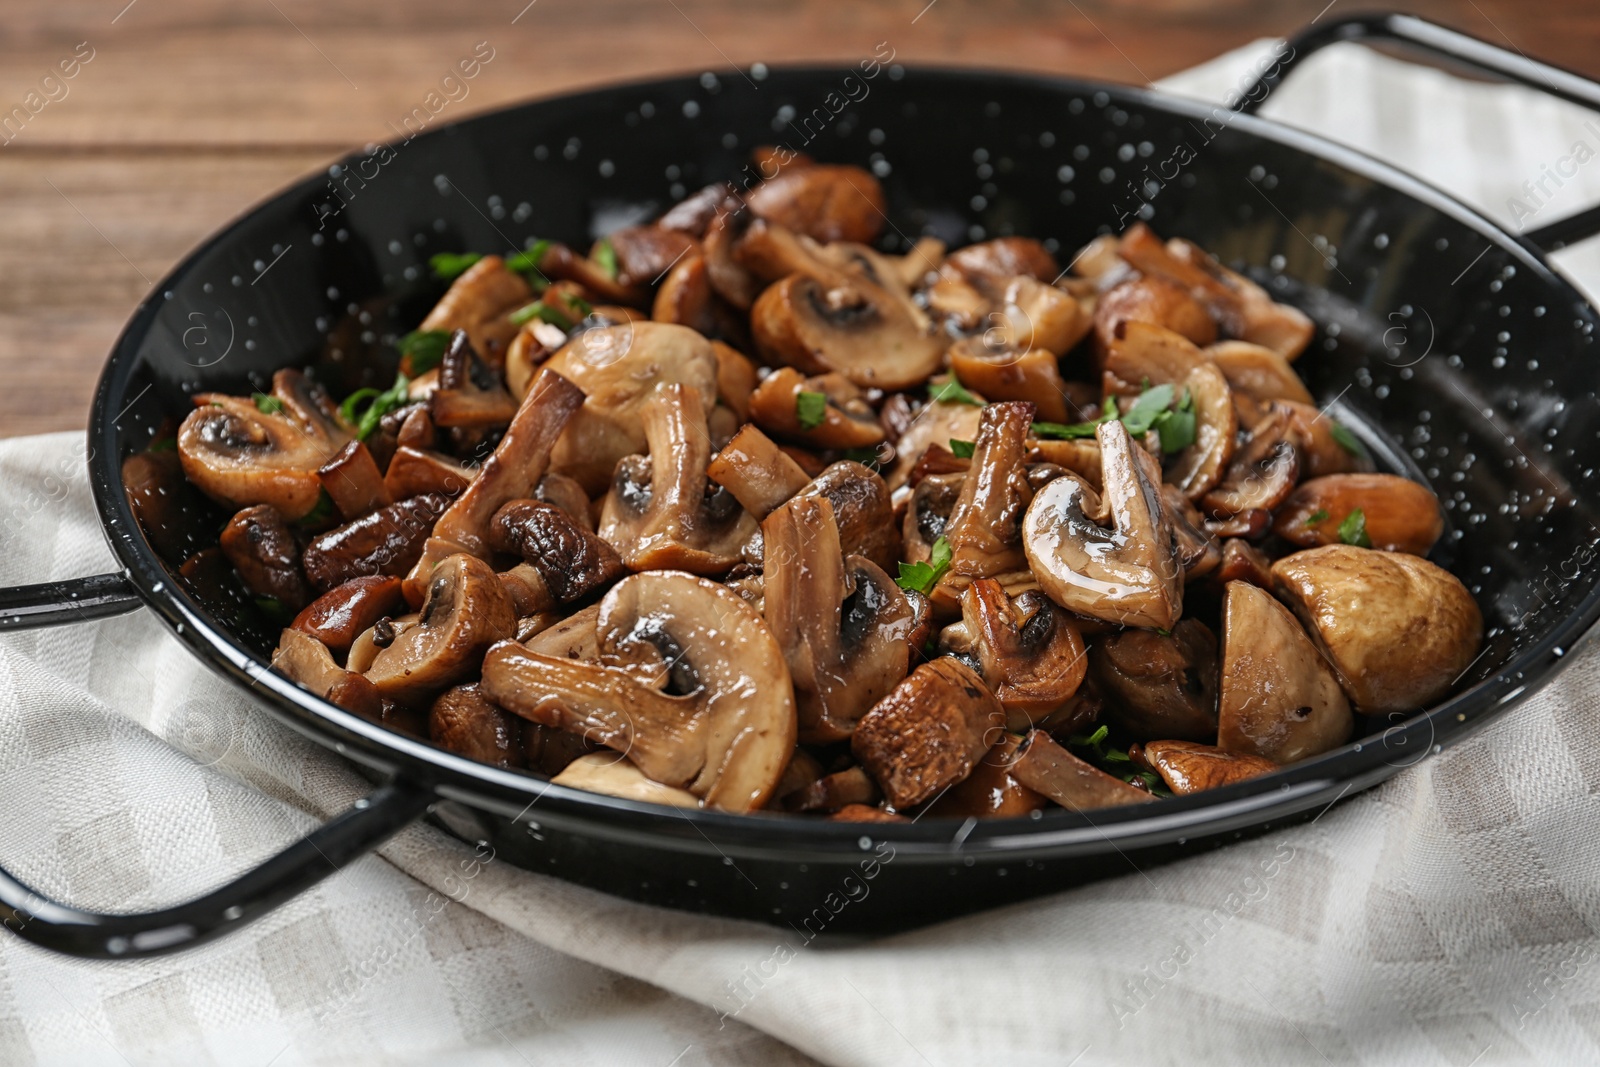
[4,11,1599,958]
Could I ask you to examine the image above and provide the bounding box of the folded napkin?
[5,39,1600,1067]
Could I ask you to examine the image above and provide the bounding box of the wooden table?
[3,0,1591,438]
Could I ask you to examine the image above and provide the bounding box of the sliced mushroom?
[960,579,1087,731]
[602,225,700,288]
[1009,730,1154,811]
[178,369,352,519]
[1102,320,1208,394]
[751,271,945,391]
[430,683,524,768]
[1272,545,1483,714]
[1273,474,1444,556]
[1094,275,1218,353]
[660,180,737,236]
[763,494,914,743]
[795,461,901,575]
[1200,406,1299,521]
[290,575,406,654]
[382,445,475,501]
[432,329,519,431]
[418,255,533,364]
[534,242,649,306]
[481,571,798,812]
[365,553,517,703]
[706,423,812,519]
[1278,402,1374,478]
[944,238,1059,297]
[934,401,1037,609]
[1026,437,1103,492]
[884,397,984,492]
[552,752,700,807]
[780,766,881,814]
[302,493,448,592]
[702,206,762,309]
[1163,485,1222,578]
[903,471,963,564]
[534,471,594,529]
[1139,740,1276,795]
[1093,619,1219,741]
[925,734,1048,818]
[851,657,1006,810]
[1217,581,1352,763]
[346,612,418,674]
[543,321,720,493]
[598,383,758,574]
[1023,419,1182,630]
[744,163,886,244]
[747,367,886,450]
[317,440,391,522]
[219,505,313,610]
[489,499,625,604]
[947,336,1073,424]
[1206,340,1313,405]
[712,341,759,421]
[271,627,383,719]
[1217,537,1274,588]
[1000,275,1092,356]
[1166,361,1237,500]
[829,804,911,823]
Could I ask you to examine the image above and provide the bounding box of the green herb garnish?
[795,390,828,430]
[949,438,975,459]
[398,329,451,374]
[295,489,335,528]
[1120,384,1174,436]
[928,374,983,407]
[253,392,284,414]
[253,596,295,624]
[506,239,551,288]
[593,238,618,280]
[1032,405,1118,440]
[1153,389,1197,454]
[429,252,483,281]
[1304,509,1330,526]
[1330,421,1368,458]
[147,436,177,453]
[342,373,411,441]
[1338,508,1372,548]
[896,536,952,595]
[509,301,576,329]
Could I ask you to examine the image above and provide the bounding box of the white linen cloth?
[4,40,1600,1067]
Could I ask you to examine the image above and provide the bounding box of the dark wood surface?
[2,0,1593,437]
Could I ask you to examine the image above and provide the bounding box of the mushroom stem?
[707,423,812,519]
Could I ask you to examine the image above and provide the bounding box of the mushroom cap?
[489,499,625,604]
[1094,618,1220,742]
[429,683,524,768]
[1200,405,1300,520]
[947,337,1073,424]
[1022,419,1183,630]
[925,733,1048,818]
[365,553,517,702]
[744,163,886,244]
[482,571,798,812]
[746,367,886,450]
[1271,544,1483,714]
[1273,474,1444,556]
[750,272,945,391]
[418,255,533,363]
[1094,275,1218,352]
[943,237,1059,295]
[291,575,406,653]
[885,399,984,492]
[1217,581,1353,763]
[302,493,448,592]
[544,322,720,494]
[1165,361,1238,500]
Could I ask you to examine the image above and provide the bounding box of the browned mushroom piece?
[943,237,1059,296]
[601,225,700,288]
[302,493,449,592]
[489,498,626,609]
[1023,419,1182,630]
[271,627,383,719]
[1206,341,1314,405]
[533,471,595,529]
[365,553,518,703]
[829,804,910,823]
[946,335,1074,424]
[1217,581,1353,763]
[1200,405,1300,522]
[711,341,759,422]
[1093,275,1219,353]
[884,397,985,492]
[1272,545,1483,715]
[432,329,519,431]
[317,440,390,522]
[923,269,991,332]
[382,443,475,501]
[1278,402,1374,478]
[707,424,813,519]
[551,753,701,807]
[792,461,902,575]
[781,766,882,814]
[999,275,1092,355]
[219,504,313,610]
[1217,537,1275,588]
[533,241,648,306]
[1162,485,1222,579]
[178,370,352,519]
[702,206,763,309]
[1070,234,1133,287]
[598,383,758,574]
[408,367,585,597]
[1273,474,1444,556]
[659,181,738,237]
[542,321,720,493]
[290,575,407,654]
[1101,320,1208,394]
[1026,437,1103,491]
[1165,361,1237,501]
[925,733,1048,818]
[744,163,886,244]
[346,612,419,674]
[1140,740,1277,795]
[932,401,1037,611]
[762,495,914,744]
[418,255,533,364]
[430,682,524,768]
[482,572,798,812]
[1093,619,1220,742]
[851,657,1006,810]
[746,367,887,450]
[1009,730,1155,811]
[959,578,1088,731]
[123,447,213,564]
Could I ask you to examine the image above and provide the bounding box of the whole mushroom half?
[1023,419,1182,630]
[1093,618,1219,742]
[481,571,798,812]
[959,578,1088,732]
[365,553,518,704]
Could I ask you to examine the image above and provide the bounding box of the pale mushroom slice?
[1272,544,1484,715]
[1093,618,1219,742]
[706,423,812,520]
[1023,419,1182,631]
[271,627,383,719]
[943,237,1059,296]
[1010,730,1155,811]
[1139,740,1277,795]
[762,495,914,744]
[598,383,758,575]
[178,369,352,519]
[1200,403,1299,527]
[1093,275,1219,353]
[746,367,885,450]
[946,336,1075,425]
[884,396,985,492]
[1205,340,1314,406]
[365,553,517,703]
[481,572,798,812]
[933,400,1037,611]
[418,254,533,364]
[959,578,1088,732]
[552,753,700,808]
[1217,581,1353,763]
[1279,401,1374,478]
[543,321,721,493]
[851,657,1006,810]
[1165,361,1237,501]
[1273,474,1444,556]
[750,271,946,391]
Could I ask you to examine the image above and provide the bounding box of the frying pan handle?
[0,572,143,630]
[0,780,434,958]
[1237,12,1600,251]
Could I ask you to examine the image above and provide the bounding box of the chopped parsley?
[796,390,828,430]
[593,238,619,280]
[341,373,411,441]
[1304,509,1330,526]
[1032,405,1118,440]
[506,239,552,288]
[253,596,295,624]
[397,329,451,374]
[1338,508,1372,548]
[927,374,983,407]
[252,392,284,414]
[429,252,483,281]
[509,300,577,329]
[1330,421,1368,458]
[1120,384,1174,436]
[896,536,952,595]
[295,489,335,528]
[949,438,976,459]
[1031,383,1195,453]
